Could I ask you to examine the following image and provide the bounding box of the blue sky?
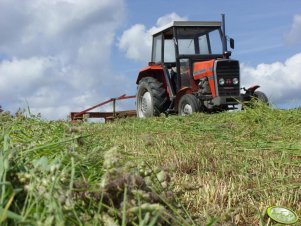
[119,0,301,64]
[0,0,300,119]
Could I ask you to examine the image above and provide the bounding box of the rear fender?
[246,85,260,94]
[136,65,165,84]
[241,85,260,101]
[136,65,175,98]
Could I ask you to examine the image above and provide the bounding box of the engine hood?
[193,59,216,80]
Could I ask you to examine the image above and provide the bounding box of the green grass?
[0,103,300,225]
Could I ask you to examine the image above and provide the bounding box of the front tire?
[136,77,169,118]
[178,94,201,116]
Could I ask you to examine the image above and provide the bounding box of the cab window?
[152,34,162,63]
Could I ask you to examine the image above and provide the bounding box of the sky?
[0,0,301,119]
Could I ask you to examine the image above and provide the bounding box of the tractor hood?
[193,59,215,80]
[193,59,240,98]
[193,59,216,96]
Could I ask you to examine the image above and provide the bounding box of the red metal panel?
[70,95,136,121]
[136,65,164,84]
[193,60,217,97]
[139,65,163,73]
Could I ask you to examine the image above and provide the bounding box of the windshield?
[176,27,223,55]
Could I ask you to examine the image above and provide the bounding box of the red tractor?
[136,15,268,117]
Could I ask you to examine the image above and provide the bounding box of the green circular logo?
[267,206,298,224]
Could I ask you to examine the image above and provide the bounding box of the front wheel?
[178,94,201,116]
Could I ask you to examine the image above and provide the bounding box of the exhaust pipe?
[221,14,227,53]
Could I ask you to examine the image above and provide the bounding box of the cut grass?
[0,103,300,225]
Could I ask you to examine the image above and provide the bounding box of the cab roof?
[152,21,222,36]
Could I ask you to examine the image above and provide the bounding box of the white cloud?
[0,57,54,96]
[118,24,152,61]
[118,12,187,62]
[285,14,301,45]
[241,53,301,105]
[156,12,188,27]
[0,0,129,119]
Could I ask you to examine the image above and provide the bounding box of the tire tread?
[137,77,169,116]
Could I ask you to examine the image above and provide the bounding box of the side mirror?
[230,38,235,49]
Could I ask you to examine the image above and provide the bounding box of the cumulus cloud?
[118,12,187,62]
[0,0,129,119]
[118,24,152,61]
[156,12,188,27]
[0,57,54,97]
[241,53,301,105]
[285,14,301,45]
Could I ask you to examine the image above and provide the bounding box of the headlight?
[233,78,239,85]
[219,78,225,85]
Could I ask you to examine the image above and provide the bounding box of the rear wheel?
[242,90,269,110]
[178,94,201,116]
[136,77,169,118]
[253,91,269,104]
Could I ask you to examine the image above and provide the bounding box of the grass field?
[0,103,300,225]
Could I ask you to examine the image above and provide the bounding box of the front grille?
[216,60,240,96]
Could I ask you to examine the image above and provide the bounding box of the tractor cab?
[136,15,267,118]
[151,21,230,94]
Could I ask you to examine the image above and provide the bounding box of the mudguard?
[136,64,175,99]
[136,65,164,84]
[246,85,260,94]
[241,85,260,102]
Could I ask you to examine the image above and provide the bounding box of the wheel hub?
[183,104,193,115]
[141,92,152,115]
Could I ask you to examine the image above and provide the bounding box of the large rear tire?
[242,90,269,110]
[253,91,269,104]
[136,77,169,118]
[178,94,201,116]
